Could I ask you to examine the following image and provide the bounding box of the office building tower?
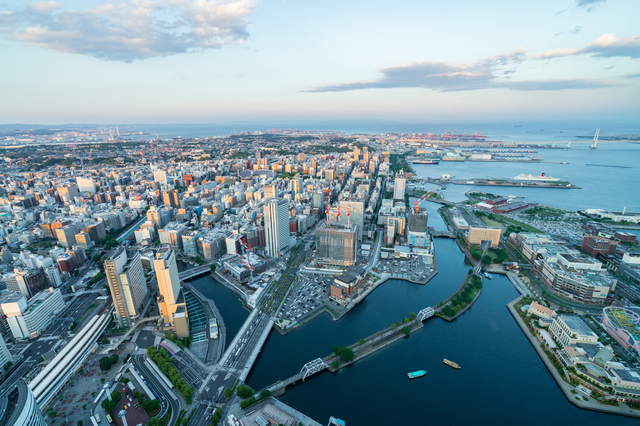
[2,289,64,340]
[407,208,429,247]
[292,178,302,194]
[316,222,358,267]
[154,170,168,184]
[3,268,50,299]
[76,177,96,193]
[2,381,47,426]
[104,248,148,328]
[394,170,406,201]
[154,246,188,338]
[0,332,12,367]
[263,184,277,200]
[163,190,180,209]
[264,198,291,260]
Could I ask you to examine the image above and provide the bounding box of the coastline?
[506,296,640,419]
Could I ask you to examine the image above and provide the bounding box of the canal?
[181,216,636,425]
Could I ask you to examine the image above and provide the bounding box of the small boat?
[443,359,461,369]
[484,271,492,279]
[407,370,427,379]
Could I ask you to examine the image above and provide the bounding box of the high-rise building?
[76,177,96,193]
[263,184,277,200]
[264,198,291,261]
[334,199,365,241]
[407,207,429,247]
[154,170,168,184]
[316,222,358,267]
[2,288,64,340]
[2,381,47,426]
[163,190,180,209]
[3,268,50,299]
[104,248,148,328]
[0,332,13,367]
[292,178,302,194]
[154,246,188,337]
[394,170,406,201]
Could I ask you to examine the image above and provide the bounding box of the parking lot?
[376,254,434,282]
[278,275,333,321]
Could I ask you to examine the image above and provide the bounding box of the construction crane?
[413,187,434,213]
[590,128,600,149]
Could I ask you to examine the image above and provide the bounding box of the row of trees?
[147,346,194,404]
[101,391,122,413]
[441,275,483,317]
[211,407,223,425]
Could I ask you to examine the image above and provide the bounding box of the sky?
[0,0,639,124]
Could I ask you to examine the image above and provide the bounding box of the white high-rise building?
[76,177,96,194]
[104,248,148,328]
[154,170,168,184]
[0,332,13,367]
[394,170,406,201]
[2,288,65,340]
[264,198,291,261]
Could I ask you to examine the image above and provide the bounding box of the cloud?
[624,73,640,78]
[554,26,582,37]
[533,34,640,59]
[0,0,257,62]
[307,49,615,93]
[576,0,607,10]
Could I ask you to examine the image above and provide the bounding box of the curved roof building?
[0,381,46,426]
[603,307,640,358]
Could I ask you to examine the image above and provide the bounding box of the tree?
[48,411,57,419]
[260,389,272,399]
[99,356,113,371]
[224,388,233,398]
[181,419,189,426]
[147,419,161,426]
[403,317,409,323]
[101,337,109,344]
[331,360,340,369]
[339,348,354,363]
[359,339,365,345]
[409,312,416,320]
[402,326,411,335]
[481,255,492,265]
[391,323,397,330]
[78,421,83,426]
[237,384,255,399]
[3,361,12,370]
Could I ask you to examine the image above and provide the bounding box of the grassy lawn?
[500,216,542,233]
[480,216,506,231]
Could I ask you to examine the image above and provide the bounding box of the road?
[132,355,180,426]
[42,293,98,338]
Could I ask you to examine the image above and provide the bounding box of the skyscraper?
[154,245,188,337]
[264,198,291,260]
[104,248,148,328]
[4,268,50,299]
[163,189,179,209]
[263,184,276,200]
[394,170,406,201]
[316,222,358,266]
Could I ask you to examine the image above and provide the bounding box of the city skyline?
[1,0,639,123]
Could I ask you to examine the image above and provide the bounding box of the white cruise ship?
[513,173,560,182]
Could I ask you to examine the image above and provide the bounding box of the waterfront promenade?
[507,296,640,419]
